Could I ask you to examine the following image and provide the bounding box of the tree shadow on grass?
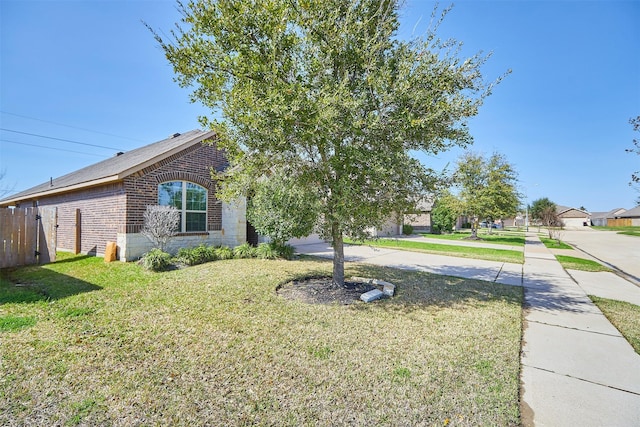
[348,263,523,312]
[280,258,523,313]
[0,263,101,305]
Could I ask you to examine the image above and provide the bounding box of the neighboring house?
[556,205,590,228]
[610,206,640,226]
[590,208,626,226]
[403,200,433,232]
[0,130,247,261]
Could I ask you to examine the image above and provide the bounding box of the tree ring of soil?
[277,277,377,305]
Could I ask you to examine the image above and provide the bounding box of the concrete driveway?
[561,228,640,285]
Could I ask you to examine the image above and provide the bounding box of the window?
[158,181,207,232]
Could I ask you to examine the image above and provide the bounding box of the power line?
[0,128,126,151]
[0,139,111,157]
[0,111,146,143]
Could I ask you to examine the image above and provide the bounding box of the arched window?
[158,181,207,232]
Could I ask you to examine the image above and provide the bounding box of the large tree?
[454,152,520,238]
[151,0,504,285]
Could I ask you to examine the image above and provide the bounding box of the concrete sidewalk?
[520,233,640,426]
[292,236,640,426]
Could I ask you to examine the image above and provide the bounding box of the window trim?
[158,181,208,233]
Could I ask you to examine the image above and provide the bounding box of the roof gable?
[618,206,640,218]
[0,130,217,206]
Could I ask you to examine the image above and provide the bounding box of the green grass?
[590,296,640,354]
[592,226,640,237]
[349,238,524,264]
[555,255,611,272]
[539,237,573,250]
[420,230,525,247]
[0,253,523,426]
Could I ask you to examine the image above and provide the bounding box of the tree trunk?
[331,223,345,287]
[470,217,478,239]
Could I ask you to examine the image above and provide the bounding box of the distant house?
[590,208,626,227]
[556,205,590,228]
[403,200,433,232]
[610,206,640,226]
[0,130,247,261]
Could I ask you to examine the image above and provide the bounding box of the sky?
[1,0,638,212]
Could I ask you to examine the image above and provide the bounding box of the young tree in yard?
[530,197,556,227]
[482,153,521,234]
[627,115,640,203]
[431,190,460,234]
[454,152,520,238]
[247,169,318,246]
[151,1,505,286]
[141,205,180,252]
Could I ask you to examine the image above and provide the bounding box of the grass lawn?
[555,255,611,272]
[592,226,640,237]
[589,296,640,354]
[349,238,524,264]
[0,253,523,426]
[539,237,573,250]
[420,231,525,247]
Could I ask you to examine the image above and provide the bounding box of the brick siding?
[36,183,126,255]
[28,141,227,256]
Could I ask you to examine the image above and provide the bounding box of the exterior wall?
[367,215,402,237]
[118,198,246,261]
[404,212,431,231]
[31,183,126,256]
[220,198,247,247]
[122,142,226,233]
[14,142,245,261]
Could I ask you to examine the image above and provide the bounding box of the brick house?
[0,130,247,260]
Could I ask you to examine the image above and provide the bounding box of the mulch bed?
[277,277,376,305]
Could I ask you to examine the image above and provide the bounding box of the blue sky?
[1,0,638,212]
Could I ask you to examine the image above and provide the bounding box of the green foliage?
[402,224,414,235]
[214,246,234,260]
[431,191,460,234]
[176,245,217,266]
[454,152,520,237]
[140,249,173,272]
[256,243,279,260]
[254,242,294,260]
[530,198,553,220]
[233,242,257,259]
[247,170,318,246]
[151,0,504,285]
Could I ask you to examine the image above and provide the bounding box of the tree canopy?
[454,152,520,237]
[151,0,504,285]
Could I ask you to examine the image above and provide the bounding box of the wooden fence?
[607,218,632,227]
[0,207,57,269]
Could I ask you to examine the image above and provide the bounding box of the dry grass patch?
[1,253,522,426]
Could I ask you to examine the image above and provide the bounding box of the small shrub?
[255,242,295,260]
[140,248,172,271]
[256,242,279,260]
[193,245,217,263]
[274,243,295,260]
[233,242,257,259]
[402,224,414,235]
[176,245,217,266]
[215,246,234,260]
